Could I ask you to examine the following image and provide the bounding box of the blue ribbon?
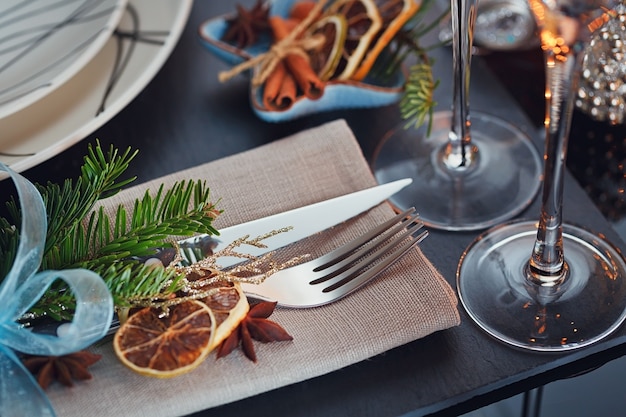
[0,163,113,417]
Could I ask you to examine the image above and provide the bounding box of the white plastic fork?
[240,208,428,308]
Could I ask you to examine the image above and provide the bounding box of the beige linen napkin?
[48,119,459,417]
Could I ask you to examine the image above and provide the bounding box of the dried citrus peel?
[307,14,348,80]
[203,282,250,350]
[327,0,383,80]
[351,0,421,81]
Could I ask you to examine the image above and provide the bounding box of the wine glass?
[457,0,626,351]
[372,0,543,231]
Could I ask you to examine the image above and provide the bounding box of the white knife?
[180,178,413,269]
[106,178,412,333]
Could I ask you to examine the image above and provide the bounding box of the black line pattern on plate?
[96,3,169,116]
[0,0,120,106]
[0,2,172,159]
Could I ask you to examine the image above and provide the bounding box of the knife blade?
[105,178,412,334]
[180,178,412,269]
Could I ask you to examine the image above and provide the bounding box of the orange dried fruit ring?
[306,14,348,81]
[113,300,216,378]
[200,281,249,350]
[351,0,421,81]
[326,0,383,80]
[181,269,250,351]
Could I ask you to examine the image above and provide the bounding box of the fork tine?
[310,210,421,284]
[318,220,425,288]
[312,207,418,272]
[322,225,428,296]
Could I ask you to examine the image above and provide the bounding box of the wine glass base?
[458,220,626,351]
[372,111,542,231]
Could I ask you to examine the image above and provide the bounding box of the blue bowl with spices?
[198,0,405,122]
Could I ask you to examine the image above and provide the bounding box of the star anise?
[221,0,271,49]
[217,300,292,362]
[22,350,102,389]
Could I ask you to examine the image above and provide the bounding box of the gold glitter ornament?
[124,228,308,313]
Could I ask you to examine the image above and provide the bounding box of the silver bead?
[577,3,626,125]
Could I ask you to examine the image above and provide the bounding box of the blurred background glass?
[438,0,538,52]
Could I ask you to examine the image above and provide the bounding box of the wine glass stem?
[444,0,478,171]
[528,50,581,284]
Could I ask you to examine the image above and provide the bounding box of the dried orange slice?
[326,0,383,80]
[113,300,216,378]
[351,0,421,81]
[201,281,249,350]
[307,14,348,81]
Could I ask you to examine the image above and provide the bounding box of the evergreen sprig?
[41,179,219,271]
[0,141,136,279]
[1,141,221,321]
[42,143,138,255]
[400,62,440,135]
[0,217,17,280]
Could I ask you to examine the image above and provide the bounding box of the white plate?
[0,0,128,119]
[0,0,193,174]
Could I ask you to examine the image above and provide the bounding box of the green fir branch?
[0,141,137,278]
[41,179,219,271]
[0,218,17,279]
[1,141,222,321]
[35,178,221,320]
[401,63,440,136]
[41,143,138,255]
[30,262,183,321]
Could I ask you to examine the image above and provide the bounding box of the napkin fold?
[48,119,460,417]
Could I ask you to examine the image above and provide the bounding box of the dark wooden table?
[4,1,626,416]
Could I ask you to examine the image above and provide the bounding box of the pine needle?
[1,141,221,321]
[401,63,440,136]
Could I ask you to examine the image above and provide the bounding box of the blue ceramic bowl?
[198,0,405,122]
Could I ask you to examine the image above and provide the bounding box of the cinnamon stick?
[262,61,297,111]
[268,16,324,100]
